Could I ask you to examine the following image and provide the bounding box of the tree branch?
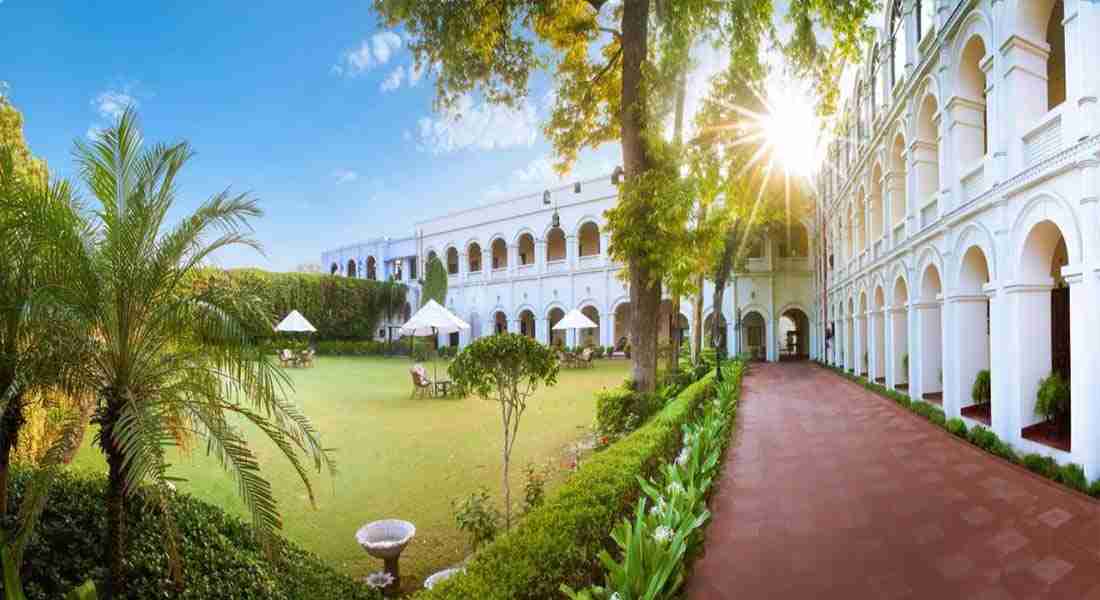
[584,0,606,13]
[590,47,623,87]
[598,27,622,41]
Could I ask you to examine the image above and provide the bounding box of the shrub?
[1036,372,1070,424]
[945,418,968,438]
[595,389,662,438]
[928,407,946,427]
[453,488,502,552]
[419,373,718,600]
[523,464,548,514]
[1056,463,1088,493]
[1088,479,1100,499]
[1022,453,1058,479]
[0,469,378,600]
[314,339,388,356]
[972,370,991,404]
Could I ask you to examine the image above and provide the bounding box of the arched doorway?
[739,312,763,361]
[330,262,339,275]
[366,256,377,280]
[613,303,632,354]
[956,245,992,424]
[578,222,600,257]
[857,292,869,377]
[518,310,536,339]
[918,264,943,403]
[546,228,566,263]
[446,247,459,275]
[872,287,886,382]
[548,307,565,347]
[580,306,600,348]
[347,259,357,278]
[468,242,482,273]
[779,308,809,360]
[1017,220,1071,451]
[891,277,909,391]
[494,311,508,335]
[518,233,535,266]
[491,239,507,270]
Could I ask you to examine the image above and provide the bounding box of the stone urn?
[424,567,464,590]
[357,519,416,595]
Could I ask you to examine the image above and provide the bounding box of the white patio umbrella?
[274,310,317,333]
[552,308,598,348]
[400,300,470,381]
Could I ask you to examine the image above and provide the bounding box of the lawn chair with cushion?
[580,347,594,368]
[300,349,315,368]
[410,364,433,398]
[279,349,296,368]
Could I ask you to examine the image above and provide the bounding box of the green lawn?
[69,356,629,590]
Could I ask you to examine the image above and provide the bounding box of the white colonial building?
[815,0,1100,473]
[323,176,817,365]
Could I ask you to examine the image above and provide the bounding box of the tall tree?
[0,98,47,183]
[49,110,335,598]
[374,0,875,390]
[421,254,448,306]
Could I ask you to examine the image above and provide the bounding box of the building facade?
[322,176,817,365]
[815,0,1100,474]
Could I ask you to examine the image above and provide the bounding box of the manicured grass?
[69,356,629,590]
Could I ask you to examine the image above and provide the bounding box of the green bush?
[189,267,406,341]
[1022,453,1058,479]
[0,469,378,600]
[945,418,967,438]
[314,339,388,356]
[452,488,502,552]
[1056,463,1088,493]
[928,407,947,427]
[972,369,991,404]
[419,373,718,600]
[967,426,1016,462]
[1036,372,1070,424]
[595,389,663,439]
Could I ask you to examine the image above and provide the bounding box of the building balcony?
[546,259,567,273]
[491,267,508,280]
[892,222,905,248]
[578,254,601,269]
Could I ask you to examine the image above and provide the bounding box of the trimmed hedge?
[188,268,407,341]
[595,388,662,439]
[1,469,378,600]
[419,372,717,599]
[816,361,1100,501]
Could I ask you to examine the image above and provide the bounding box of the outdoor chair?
[580,348,594,368]
[279,349,296,368]
[300,349,315,368]
[410,365,433,398]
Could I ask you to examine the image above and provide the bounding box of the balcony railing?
[873,238,884,260]
[892,222,905,248]
[960,162,985,204]
[1023,107,1064,167]
[466,270,482,282]
[578,254,601,269]
[517,263,535,275]
[491,267,508,280]
[546,259,567,273]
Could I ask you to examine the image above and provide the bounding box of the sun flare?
[760,79,824,177]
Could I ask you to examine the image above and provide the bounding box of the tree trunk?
[0,393,25,516]
[98,394,126,599]
[692,277,704,363]
[620,0,659,392]
[711,228,739,352]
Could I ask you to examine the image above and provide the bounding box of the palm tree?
[49,110,334,597]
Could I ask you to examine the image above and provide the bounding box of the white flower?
[667,481,685,496]
[653,525,674,544]
[676,448,690,467]
[650,497,667,516]
[363,571,395,589]
[610,593,623,600]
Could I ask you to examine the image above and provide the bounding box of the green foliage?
[418,373,718,600]
[422,255,448,306]
[971,370,991,404]
[595,389,662,440]
[1022,453,1058,479]
[63,581,96,600]
[0,469,379,600]
[1035,372,1070,423]
[452,488,502,553]
[1056,463,1088,493]
[522,463,548,514]
[189,268,406,341]
[966,427,1016,462]
[312,340,388,356]
[945,418,967,438]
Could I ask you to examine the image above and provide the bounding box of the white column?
[536,318,550,346]
[906,301,918,396]
[887,305,907,390]
[988,286,1012,440]
[1067,269,1100,477]
[536,240,547,274]
[944,293,989,419]
[855,313,866,376]
[914,299,942,398]
[567,234,578,270]
[508,243,518,276]
[1003,283,1053,437]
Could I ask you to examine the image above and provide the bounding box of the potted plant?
[901,353,909,375]
[1036,372,1071,433]
[971,370,991,404]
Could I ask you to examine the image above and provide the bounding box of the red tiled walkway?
[687,362,1100,599]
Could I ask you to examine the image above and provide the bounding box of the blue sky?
[1,1,624,271]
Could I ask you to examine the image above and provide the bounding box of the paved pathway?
[686,362,1100,599]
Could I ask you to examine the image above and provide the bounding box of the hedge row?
[187,268,407,341]
[820,362,1100,499]
[419,372,718,599]
[1,469,378,600]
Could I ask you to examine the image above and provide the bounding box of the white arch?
[952,9,994,72]
[1010,192,1083,282]
[575,297,603,314]
[950,221,998,290]
[572,215,602,238]
[513,228,536,245]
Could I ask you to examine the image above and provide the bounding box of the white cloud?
[380,66,405,92]
[333,30,402,77]
[92,88,138,120]
[483,153,615,201]
[512,155,557,184]
[332,169,359,184]
[415,94,539,153]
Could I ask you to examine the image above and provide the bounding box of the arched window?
[546,227,566,262]
[446,247,459,275]
[778,223,810,258]
[578,222,600,257]
[958,36,989,163]
[330,262,338,275]
[366,256,377,280]
[491,238,507,269]
[1047,0,1066,111]
[468,242,482,272]
[916,94,940,203]
[890,134,907,227]
[346,259,357,278]
[891,0,907,88]
[518,233,535,266]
